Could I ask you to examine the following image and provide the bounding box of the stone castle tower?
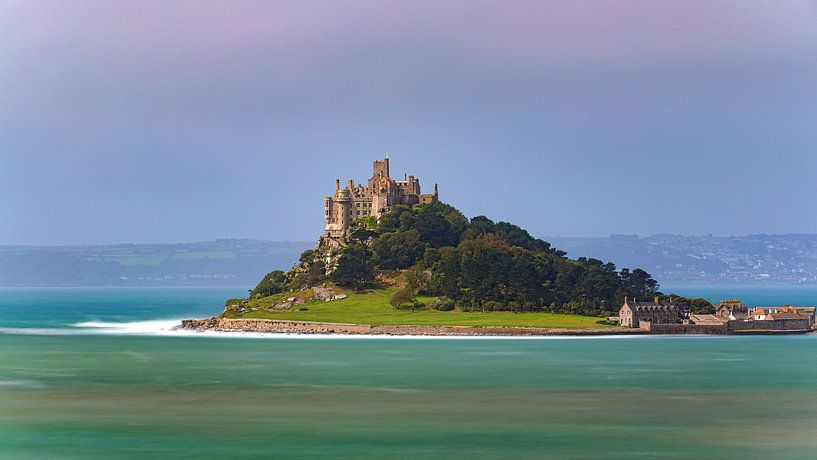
[323,158,438,238]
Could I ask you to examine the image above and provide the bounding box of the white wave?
[0,327,94,336]
[72,319,183,334]
[0,379,44,388]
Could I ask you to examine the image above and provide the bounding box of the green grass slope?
[226,288,609,328]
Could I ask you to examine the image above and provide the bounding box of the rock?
[272,301,293,310]
[312,286,336,300]
[287,297,296,302]
[334,294,348,300]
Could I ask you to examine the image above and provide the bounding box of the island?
[178,158,814,336]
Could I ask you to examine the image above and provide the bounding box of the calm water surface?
[2,286,817,459]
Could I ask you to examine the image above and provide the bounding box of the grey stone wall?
[641,321,727,334]
[727,319,811,332]
[640,319,811,334]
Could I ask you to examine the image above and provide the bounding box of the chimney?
[347,179,354,191]
[335,179,340,191]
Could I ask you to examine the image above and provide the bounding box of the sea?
[2,285,817,459]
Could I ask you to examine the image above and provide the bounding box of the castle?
[324,158,438,238]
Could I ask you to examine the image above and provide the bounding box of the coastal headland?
[188,158,813,337]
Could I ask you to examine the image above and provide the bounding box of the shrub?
[432,297,455,311]
[390,287,415,309]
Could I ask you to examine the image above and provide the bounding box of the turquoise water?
[2,287,817,458]
[665,283,817,306]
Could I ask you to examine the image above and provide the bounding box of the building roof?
[622,299,676,312]
[689,314,726,325]
[751,305,815,315]
[716,301,747,311]
[769,312,806,321]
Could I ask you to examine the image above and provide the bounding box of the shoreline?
[177,317,647,337]
[177,317,814,337]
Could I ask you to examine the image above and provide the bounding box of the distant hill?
[547,234,817,285]
[0,240,311,287]
[6,233,816,287]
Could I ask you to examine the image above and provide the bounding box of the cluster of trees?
[658,294,714,315]
[250,269,287,297]
[311,201,660,316]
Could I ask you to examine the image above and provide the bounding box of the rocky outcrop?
[311,286,336,301]
[311,287,348,302]
[176,318,645,336]
[269,297,306,311]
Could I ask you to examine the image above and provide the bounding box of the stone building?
[715,300,748,320]
[618,297,679,328]
[324,158,438,238]
[750,306,814,326]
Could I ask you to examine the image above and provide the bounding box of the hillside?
[235,202,682,324]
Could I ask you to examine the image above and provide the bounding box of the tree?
[330,245,373,290]
[404,266,431,295]
[390,286,416,310]
[350,227,378,248]
[371,229,425,269]
[251,270,287,297]
[429,246,461,298]
[459,235,513,308]
[299,249,315,264]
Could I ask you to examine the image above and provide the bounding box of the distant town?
[549,234,817,284]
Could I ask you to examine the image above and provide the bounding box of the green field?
[228,288,609,328]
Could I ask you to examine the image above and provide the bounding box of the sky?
[2,0,817,245]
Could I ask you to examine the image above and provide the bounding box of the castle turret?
[373,158,390,179]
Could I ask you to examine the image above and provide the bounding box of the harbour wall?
[640,319,811,334]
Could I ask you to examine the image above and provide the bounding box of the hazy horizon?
[8,231,817,249]
[3,0,817,245]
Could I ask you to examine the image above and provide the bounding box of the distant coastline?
[6,234,817,287]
